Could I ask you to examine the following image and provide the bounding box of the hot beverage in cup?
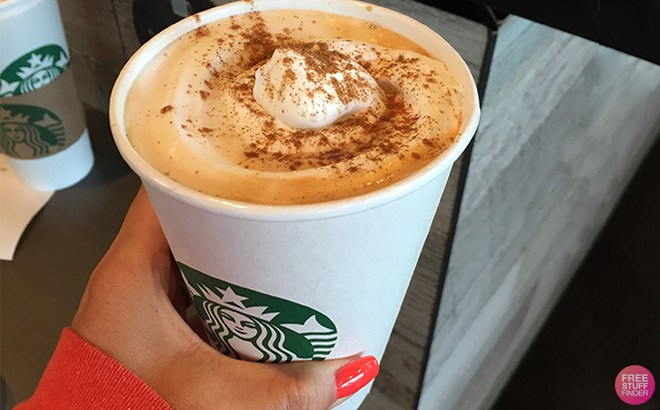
[111,2,479,408]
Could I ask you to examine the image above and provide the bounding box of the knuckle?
[272,376,326,410]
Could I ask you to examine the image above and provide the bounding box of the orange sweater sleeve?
[16,328,171,410]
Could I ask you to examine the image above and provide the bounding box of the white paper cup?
[1,0,93,191]
[111,1,479,407]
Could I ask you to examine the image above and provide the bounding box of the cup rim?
[110,0,480,221]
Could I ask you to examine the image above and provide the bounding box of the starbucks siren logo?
[1,44,69,96]
[179,263,338,363]
[0,104,66,158]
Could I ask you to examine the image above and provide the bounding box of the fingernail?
[335,356,380,399]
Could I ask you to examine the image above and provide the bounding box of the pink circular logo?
[615,365,655,405]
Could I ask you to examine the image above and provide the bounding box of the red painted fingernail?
[335,355,380,399]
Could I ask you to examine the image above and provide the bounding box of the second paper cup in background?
[111,1,480,408]
[0,0,93,191]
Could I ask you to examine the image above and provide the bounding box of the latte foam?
[125,9,464,204]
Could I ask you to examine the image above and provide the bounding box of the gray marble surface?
[419,16,660,410]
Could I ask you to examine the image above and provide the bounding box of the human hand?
[71,187,379,409]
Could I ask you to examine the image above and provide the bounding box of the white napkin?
[0,156,53,260]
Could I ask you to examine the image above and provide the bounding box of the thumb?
[281,355,380,409]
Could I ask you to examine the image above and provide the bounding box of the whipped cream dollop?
[253,43,383,129]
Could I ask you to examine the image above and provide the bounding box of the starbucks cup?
[0,0,93,190]
[111,1,479,408]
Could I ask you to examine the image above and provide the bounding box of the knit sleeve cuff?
[16,327,171,409]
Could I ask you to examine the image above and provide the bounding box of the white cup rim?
[110,0,480,222]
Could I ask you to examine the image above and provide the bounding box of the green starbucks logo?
[179,262,338,363]
[1,44,69,96]
[0,104,66,158]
